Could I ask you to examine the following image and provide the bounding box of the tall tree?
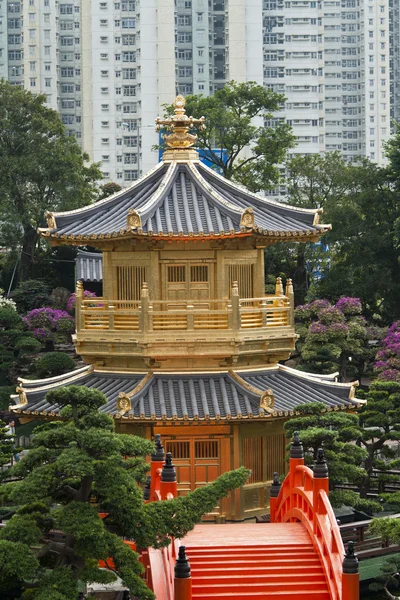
[314,161,400,322]
[0,386,249,599]
[166,81,295,191]
[0,82,101,280]
[286,151,359,210]
[273,152,362,304]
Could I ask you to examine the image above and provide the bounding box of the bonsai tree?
[357,380,400,498]
[0,419,16,467]
[294,297,372,381]
[284,402,367,489]
[0,308,41,393]
[0,386,249,599]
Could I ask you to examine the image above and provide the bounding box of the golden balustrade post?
[231,281,240,332]
[261,298,268,328]
[275,276,284,296]
[140,282,149,333]
[285,278,294,328]
[75,280,84,332]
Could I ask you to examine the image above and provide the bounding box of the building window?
[60,4,73,14]
[123,85,136,96]
[122,18,135,28]
[122,68,136,79]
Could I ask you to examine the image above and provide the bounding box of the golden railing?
[75,278,294,335]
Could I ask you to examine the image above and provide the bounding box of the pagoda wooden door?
[164,438,220,496]
[155,429,233,519]
[163,262,212,303]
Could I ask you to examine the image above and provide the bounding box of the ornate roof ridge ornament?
[156,95,205,162]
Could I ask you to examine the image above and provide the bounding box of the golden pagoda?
[11,97,362,520]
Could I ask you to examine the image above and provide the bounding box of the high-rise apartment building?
[0,0,392,184]
[263,0,390,169]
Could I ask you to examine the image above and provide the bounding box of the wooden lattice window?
[190,265,208,283]
[228,264,254,298]
[195,440,219,459]
[168,265,186,283]
[243,437,263,483]
[165,441,190,459]
[117,265,147,301]
[264,434,286,480]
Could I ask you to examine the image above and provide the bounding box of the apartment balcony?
[74,279,296,370]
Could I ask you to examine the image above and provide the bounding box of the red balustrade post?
[269,472,281,523]
[174,546,192,600]
[342,541,359,600]
[289,432,304,518]
[160,452,178,500]
[150,434,165,501]
[312,448,329,533]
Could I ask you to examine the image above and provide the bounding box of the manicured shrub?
[11,280,52,313]
[23,308,74,346]
[55,317,75,335]
[14,337,41,355]
[34,352,75,378]
[0,309,22,331]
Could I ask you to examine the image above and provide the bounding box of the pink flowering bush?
[67,290,97,315]
[374,321,400,382]
[294,297,371,380]
[23,308,75,346]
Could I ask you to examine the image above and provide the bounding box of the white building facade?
[0,0,392,184]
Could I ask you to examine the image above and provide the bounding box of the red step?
[192,591,330,600]
[193,573,327,584]
[190,565,324,576]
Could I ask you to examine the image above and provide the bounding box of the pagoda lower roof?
[11,365,362,422]
[76,250,102,282]
[40,161,329,243]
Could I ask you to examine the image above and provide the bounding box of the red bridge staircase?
[144,433,359,600]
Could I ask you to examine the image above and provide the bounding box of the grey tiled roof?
[76,251,102,282]
[11,366,359,420]
[43,161,325,241]
[241,370,354,413]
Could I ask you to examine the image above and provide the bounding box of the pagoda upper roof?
[11,365,363,422]
[40,160,329,244]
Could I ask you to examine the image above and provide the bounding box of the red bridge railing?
[270,432,359,600]
[144,432,359,600]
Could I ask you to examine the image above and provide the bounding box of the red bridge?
[143,433,359,600]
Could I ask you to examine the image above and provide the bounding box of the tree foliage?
[357,380,400,498]
[310,159,400,323]
[368,553,400,599]
[165,81,295,191]
[0,420,15,467]
[0,386,249,599]
[284,403,367,490]
[0,81,101,280]
[0,308,41,386]
[294,297,372,380]
[375,321,400,382]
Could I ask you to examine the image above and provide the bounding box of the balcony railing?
[75,278,294,336]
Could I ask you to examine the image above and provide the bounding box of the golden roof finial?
[156,95,205,159]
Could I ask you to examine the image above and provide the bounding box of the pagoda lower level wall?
[116,420,288,521]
